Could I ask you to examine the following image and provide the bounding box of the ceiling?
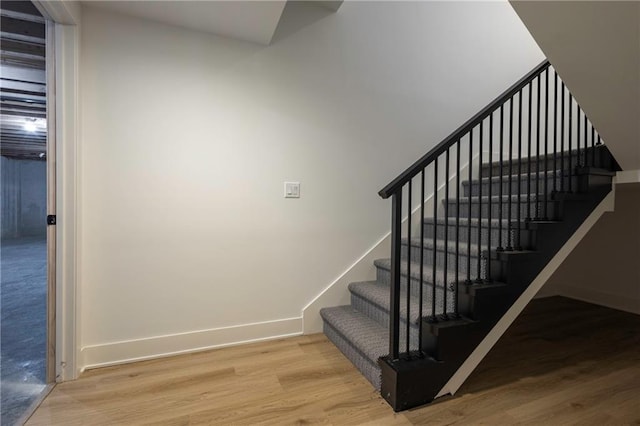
[83,0,342,45]
[0,1,343,159]
[0,0,47,160]
[85,0,288,45]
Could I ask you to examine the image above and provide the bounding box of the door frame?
[45,17,57,384]
[33,0,80,382]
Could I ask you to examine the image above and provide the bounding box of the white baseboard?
[302,235,390,334]
[554,283,640,315]
[615,169,640,185]
[302,159,474,334]
[81,317,302,371]
[533,285,561,299]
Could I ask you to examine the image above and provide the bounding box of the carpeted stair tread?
[401,237,542,257]
[479,147,594,171]
[402,237,487,257]
[423,217,558,228]
[462,169,563,184]
[576,166,616,176]
[374,258,460,284]
[349,281,424,324]
[319,306,388,364]
[450,193,543,204]
[423,217,512,227]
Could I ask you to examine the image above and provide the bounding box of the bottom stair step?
[320,305,388,390]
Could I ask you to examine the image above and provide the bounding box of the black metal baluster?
[487,113,493,281]
[389,191,402,359]
[535,75,541,220]
[432,158,439,319]
[560,82,566,192]
[406,179,411,355]
[477,121,483,282]
[455,142,460,317]
[543,68,549,220]
[467,131,473,279]
[527,82,533,221]
[591,125,595,167]
[444,148,449,315]
[498,106,504,251]
[577,107,582,168]
[553,71,558,194]
[568,93,573,193]
[583,110,588,168]
[507,98,514,251]
[418,168,425,353]
[380,62,566,365]
[517,89,523,250]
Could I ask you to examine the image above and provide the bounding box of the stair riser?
[400,245,484,277]
[322,322,382,390]
[480,147,613,178]
[445,200,557,220]
[481,158,568,178]
[351,293,420,346]
[321,138,617,412]
[463,175,562,197]
[397,246,517,284]
[376,267,460,309]
[480,152,580,177]
[421,223,531,249]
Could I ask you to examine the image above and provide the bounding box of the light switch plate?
[284,182,300,198]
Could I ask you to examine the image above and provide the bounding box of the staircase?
[319,61,620,411]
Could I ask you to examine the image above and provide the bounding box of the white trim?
[53,21,80,381]
[81,317,302,370]
[302,235,390,334]
[45,17,58,385]
[301,189,437,334]
[532,285,561,299]
[553,283,640,315]
[33,0,81,25]
[302,156,473,334]
[436,189,616,398]
[614,169,640,185]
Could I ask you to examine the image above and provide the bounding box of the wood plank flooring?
[27,297,640,425]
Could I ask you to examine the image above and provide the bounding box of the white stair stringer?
[436,189,616,399]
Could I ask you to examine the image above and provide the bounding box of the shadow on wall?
[544,182,640,313]
[271,1,337,44]
[1,156,47,239]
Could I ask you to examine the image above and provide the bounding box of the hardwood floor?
[27,297,640,425]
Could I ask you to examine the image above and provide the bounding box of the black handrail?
[379,59,607,361]
[378,60,550,199]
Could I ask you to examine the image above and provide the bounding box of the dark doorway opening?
[1,1,50,424]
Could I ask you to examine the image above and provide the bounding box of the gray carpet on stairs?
[320,306,388,390]
[320,160,563,391]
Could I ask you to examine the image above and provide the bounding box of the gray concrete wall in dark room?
[1,156,47,238]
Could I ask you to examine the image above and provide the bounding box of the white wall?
[510,1,640,171]
[78,1,544,368]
